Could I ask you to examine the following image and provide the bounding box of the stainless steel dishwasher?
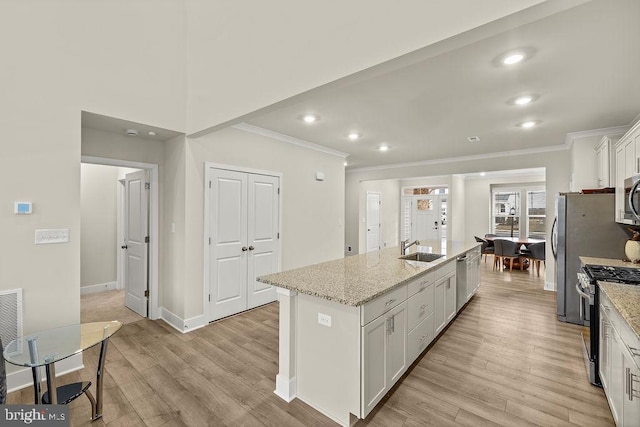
[456,255,468,311]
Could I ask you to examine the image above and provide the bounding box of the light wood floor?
[8,259,614,426]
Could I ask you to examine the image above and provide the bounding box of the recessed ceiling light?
[348,132,360,141]
[514,96,533,105]
[344,161,349,166]
[302,114,318,123]
[125,128,138,136]
[519,121,538,128]
[148,131,157,136]
[503,53,525,65]
[378,145,389,152]
[480,172,487,177]
[467,136,480,143]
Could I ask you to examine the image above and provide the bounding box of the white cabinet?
[361,301,407,416]
[600,290,640,426]
[467,248,481,301]
[434,261,457,335]
[615,122,640,221]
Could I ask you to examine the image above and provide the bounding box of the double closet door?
[208,168,280,322]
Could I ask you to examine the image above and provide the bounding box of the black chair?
[1,337,6,404]
[522,241,545,276]
[474,236,494,263]
[494,239,521,271]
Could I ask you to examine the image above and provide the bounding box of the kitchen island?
[258,240,480,426]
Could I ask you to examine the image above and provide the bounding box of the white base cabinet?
[600,291,640,426]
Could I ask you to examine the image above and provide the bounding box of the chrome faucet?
[401,239,420,255]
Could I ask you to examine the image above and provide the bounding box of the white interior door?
[367,192,381,252]
[209,169,248,321]
[412,195,441,241]
[247,174,280,309]
[124,170,148,317]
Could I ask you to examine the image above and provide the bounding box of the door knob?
[121,245,128,249]
[249,246,255,251]
[241,246,248,251]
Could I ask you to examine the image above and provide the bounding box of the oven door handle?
[575,283,593,322]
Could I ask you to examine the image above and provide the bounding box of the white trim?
[81,156,160,320]
[347,144,568,174]
[544,281,555,292]
[203,162,283,324]
[233,123,349,159]
[80,281,118,295]
[159,307,206,334]
[564,125,631,146]
[7,354,83,393]
[274,374,297,403]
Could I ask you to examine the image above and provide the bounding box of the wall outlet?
[346,245,352,252]
[318,312,332,327]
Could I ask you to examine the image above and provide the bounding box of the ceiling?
[242,0,640,170]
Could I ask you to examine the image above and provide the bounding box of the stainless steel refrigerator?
[554,193,628,325]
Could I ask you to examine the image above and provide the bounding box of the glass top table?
[2,321,122,419]
[3,321,122,367]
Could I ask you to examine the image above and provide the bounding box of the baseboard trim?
[160,307,205,334]
[80,281,118,295]
[7,353,84,393]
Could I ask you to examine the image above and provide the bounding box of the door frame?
[203,162,283,323]
[81,155,159,320]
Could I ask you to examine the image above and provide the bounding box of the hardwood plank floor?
[7,259,614,426]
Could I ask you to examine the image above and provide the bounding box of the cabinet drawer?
[601,292,640,369]
[435,259,456,280]
[407,313,434,362]
[408,271,434,297]
[361,285,407,326]
[407,283,434,331]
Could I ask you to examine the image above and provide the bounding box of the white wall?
[184,0,556,133]
[346,149,570,290]
[0,1,185,343]
[80,164,118,288]
[182,127,345,319]
[358,180,400,254]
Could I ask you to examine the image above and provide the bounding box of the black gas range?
[578,264,640,387]
[583,264,640,285]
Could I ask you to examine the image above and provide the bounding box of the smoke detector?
[125,128,139,137]
[467,136,480,143]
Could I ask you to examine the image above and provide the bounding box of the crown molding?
[232,123,349,159]
[347,144,567,174]
[564,125,631,145]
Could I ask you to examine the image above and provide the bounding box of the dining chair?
[474,236,494,263]
[522,241,545,276]
[493,239,521,271]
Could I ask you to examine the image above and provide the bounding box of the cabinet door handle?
[630,346,640,357]
[242,246,248,252]
[385,298,396,306]
[387,315,395,333]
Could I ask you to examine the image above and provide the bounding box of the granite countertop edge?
[599,282,640,340]
[259,240,480,307]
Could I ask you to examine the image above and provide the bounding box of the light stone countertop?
[258,240,480,306]
[599,282,640,340]
[580,256,639,268]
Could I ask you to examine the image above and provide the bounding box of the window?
[491,186,546,238]
[527,190,546,238]
[492,191,520,237]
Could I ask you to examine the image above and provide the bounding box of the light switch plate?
[35,229,70,244]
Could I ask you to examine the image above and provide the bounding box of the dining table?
[484,236,545,270]
[2,321,122,421]
[484,236,545,247]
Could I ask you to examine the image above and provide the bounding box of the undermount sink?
[399,252,445,262]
